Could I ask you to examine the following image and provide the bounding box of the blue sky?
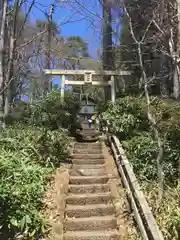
[26,1,121,88]
[27,0,103,87]
[29,0,102,59]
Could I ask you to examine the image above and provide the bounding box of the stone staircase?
[80,123,99,141]
[63,142,120,240]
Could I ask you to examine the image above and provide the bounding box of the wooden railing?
[102,124,164,240]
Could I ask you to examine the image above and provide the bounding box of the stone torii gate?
[43,69,131,104]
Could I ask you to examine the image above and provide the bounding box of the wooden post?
[61,75,65,104]
[111,75,115,103]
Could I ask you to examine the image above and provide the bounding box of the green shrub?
[0,151,50,237]
[0,124,71,168]
[30,91,80,130]
[102,96,180,239]
[102,96,180,183]
[7,91,80,132]
[0,91,79,238]
[122,135,177,182]
[122,135,157,179]
[0,124,71,238]
[102,96,149,139]
[102,96,180,141]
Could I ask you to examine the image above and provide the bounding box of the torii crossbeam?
[43,69,131,103]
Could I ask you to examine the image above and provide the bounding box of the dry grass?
[117,187,142,240]
[140,180,180,240]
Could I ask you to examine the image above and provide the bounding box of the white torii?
[43,69,131,104]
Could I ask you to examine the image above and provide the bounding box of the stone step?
[65,203,115,218]
[64,216,117,231]
[74,143,101,149]
[73,154,104,159]
[64,230,120,240]
[73,149,101,153]
[82,129,97,131]
[70,168,106,176]
[74,145,101,149]
[81,134,99,137]
[73,149,102,154]
[81,135,98,138]
[63,142,120,238]
[81,129,96,131]
[69,176,108,185]
[82,132,98,135]
[73,158,105,165]
[66,192,112,205]
[69,184,110,194]
[73,164,105,169]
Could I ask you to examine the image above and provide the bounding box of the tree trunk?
[45,18,51,93]
[102,0,113,101]
[0,0,5,25]
[4,0,19,118]
[45,6,53,94]
[173,66,180,99]
[173,0,180,99]
[0,0,8,128]
[159,52,170,98]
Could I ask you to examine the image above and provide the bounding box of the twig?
[124,4,166,205]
